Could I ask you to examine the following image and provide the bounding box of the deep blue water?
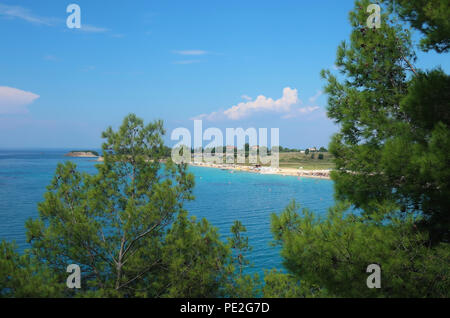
[0,149,335,274]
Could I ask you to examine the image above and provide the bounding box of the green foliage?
[158,212,231,297]
[268,2,450,298]
[271,201,450,297]
[162,146,172,158]
[0,241,64,297]
[262,269,328,298]
[381,69,450,241]
[224,221,260,298]
[0,114,263,298]
[22,114,233,297]
[228,221,251,275]
[400,68,450,130]
[244,143,250,158]
[386,0,450,52]
[2,0,449,299]
[279,146,304,153]
[0,114,261,298]
[323,0,449,242]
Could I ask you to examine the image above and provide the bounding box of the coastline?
[190,162,331,180]
[65,151,99,158]
[93,157,331,180]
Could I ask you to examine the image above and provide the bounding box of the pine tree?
[224,221,260,297]
[271,201,449,297]
[322,0,449,242]
[0,240,64,297]
[386,0,450,52]
[23,114,230,297]
[270,0,450,298]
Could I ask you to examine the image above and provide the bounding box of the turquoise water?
[0,150,335,274]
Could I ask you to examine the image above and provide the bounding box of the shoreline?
[65,151,99,158]
[190,162,331,180]
[92,157,331,180]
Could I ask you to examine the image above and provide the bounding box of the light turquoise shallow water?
[0,150,335,274]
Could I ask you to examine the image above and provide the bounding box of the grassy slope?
[278,152,335,170]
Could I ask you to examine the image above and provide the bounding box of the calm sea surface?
[0,149,335,274]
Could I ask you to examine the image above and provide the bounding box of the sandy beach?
[95,157,331,179]
[190,162,331,180]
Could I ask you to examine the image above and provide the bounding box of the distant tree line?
[168,145,328,158]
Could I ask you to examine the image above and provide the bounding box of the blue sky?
[0,0,448,149]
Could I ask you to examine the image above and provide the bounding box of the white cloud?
[193,87,323,121]
[0,86,40,114]
[0,4,109,33]
[0,4,54,25]
[190,111,222,121]
[308,90,323,104]
[172,50,210,65]
[281,106,320,119]
[282,90,323,119]
[193,87,302,121]
[282,90,324,119]
[224,87,299,120]
[173,50,208,56]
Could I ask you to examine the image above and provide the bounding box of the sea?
[0,149,336,275]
